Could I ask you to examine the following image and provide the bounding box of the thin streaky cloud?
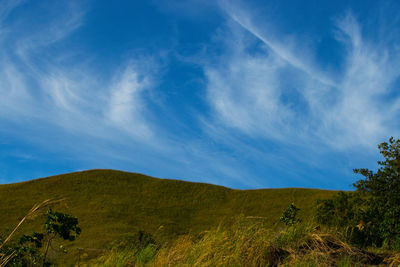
[0,1,258,188]
[204,3,400,155]
[1,0,400,189]
[219,0,336,87]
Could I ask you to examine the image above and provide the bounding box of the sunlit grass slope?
[0,169,336,261]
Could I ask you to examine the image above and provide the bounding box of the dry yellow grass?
[150,218,397,267]
[79,215,400,266]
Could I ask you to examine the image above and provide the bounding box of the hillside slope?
[0,169,337,262]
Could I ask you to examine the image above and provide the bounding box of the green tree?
[315,137,400,248]
[352,137,400,248]
[42,208,81,264]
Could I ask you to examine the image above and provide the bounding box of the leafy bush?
[314,191,368,246]
[315,137,400,248]
[280,203,301,226]
[1,233,45,266]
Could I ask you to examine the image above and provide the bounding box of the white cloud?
[204,3,400,152]
[318,13,400,148]
[107,65,153,139]
[218,0,335,87]
[2,0,399,189]
[0,1,156,143]
[205,44,293,141]
[0,1,255,188]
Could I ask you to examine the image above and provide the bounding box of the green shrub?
[314,137,400,248]
[314,191,361,228]
[314,191,370,246]
[280,203,301,226]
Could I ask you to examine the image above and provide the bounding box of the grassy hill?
[0,169,337,264]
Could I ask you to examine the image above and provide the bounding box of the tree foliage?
[315,137,400,248]
[44,209,81,241]
[42,208,81,264]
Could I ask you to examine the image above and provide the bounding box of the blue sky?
[1,0,400,189]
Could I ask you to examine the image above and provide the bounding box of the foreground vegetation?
[0,170,334,264]
[1,137,399,266]
[88,216,400,266]
[0,200,81,266]
[315,137,400,250]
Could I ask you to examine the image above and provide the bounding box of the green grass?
[0,169,337,265]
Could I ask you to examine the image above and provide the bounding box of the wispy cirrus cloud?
[2,0,399,189]
[319,13,400,148]
[0,0,260,188]
[0,1,155,141]
[0,0,161,163]
[204,1,400,153]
